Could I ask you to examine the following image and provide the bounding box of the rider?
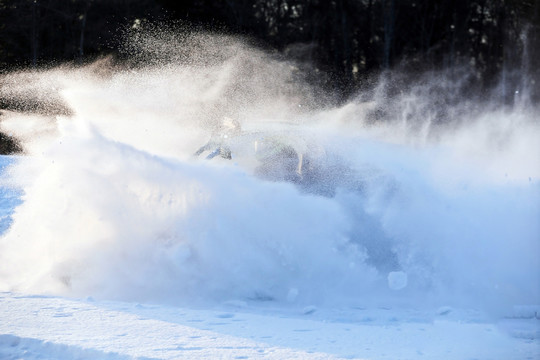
[194,116,241,160]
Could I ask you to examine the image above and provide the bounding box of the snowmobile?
[194,117,308,181]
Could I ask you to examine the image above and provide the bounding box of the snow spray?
[0,26,538,315]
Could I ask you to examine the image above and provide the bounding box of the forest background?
[0,0,538,153]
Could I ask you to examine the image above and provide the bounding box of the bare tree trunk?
[338,0,350,76]
[477,0,485,52]
[79,13,87,61]
[365,0,374,69]
[449,10,456,68]
[383,0,395,69]
[31,0,38,67]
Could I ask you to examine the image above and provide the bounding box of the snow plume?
[0,27,538,314]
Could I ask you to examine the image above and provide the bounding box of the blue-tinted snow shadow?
[0,334,157,360]
[0,155,22,235]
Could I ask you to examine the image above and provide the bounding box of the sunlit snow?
[0,29,539,359]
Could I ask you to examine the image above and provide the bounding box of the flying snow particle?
[387,271,408,290]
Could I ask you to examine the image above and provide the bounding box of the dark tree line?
[0,1,538,91]
[0,0,164,67]
[157,1,538,93]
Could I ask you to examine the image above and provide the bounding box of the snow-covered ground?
[1,292,539,360]
[1,30,540,359]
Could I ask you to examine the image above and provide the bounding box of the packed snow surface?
[0,29,539,358]
[1,292,539,359]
